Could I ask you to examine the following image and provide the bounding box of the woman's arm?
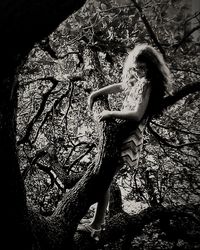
[99,84,151,122]
[94,83,124,95]
[99,110,141,122]
[88,83,124,110]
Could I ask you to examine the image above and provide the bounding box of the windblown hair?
[122,44,172,116]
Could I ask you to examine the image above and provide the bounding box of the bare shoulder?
[114,82,125,92]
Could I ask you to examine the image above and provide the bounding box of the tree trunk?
[1,1,86,249]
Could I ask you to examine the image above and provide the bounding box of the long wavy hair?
[122,44,172,116]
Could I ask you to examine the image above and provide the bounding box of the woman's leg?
[88,150,124,230]
[89,187,110,230]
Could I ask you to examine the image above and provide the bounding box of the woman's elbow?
[134,115,141,122]
[126,112,141,122]
[131,112,143,122]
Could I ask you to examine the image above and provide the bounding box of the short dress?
[120,78,150,168]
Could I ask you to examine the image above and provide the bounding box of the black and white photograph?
[2,0,200,249]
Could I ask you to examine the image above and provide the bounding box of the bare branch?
[174,25,200,52]
[17,77,60,145]
[171,67,200,77]
[151,120,200,136]
[37,162,65,191]
[67,143,95,174]
[184,11,200,25]
[39,37,58,60]
[131,0,165,57]
[147,123,200,149]
[22,150,48,179]
[32,87,71,144]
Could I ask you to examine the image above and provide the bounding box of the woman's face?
[134,62,147,79]
[123,61,148,87]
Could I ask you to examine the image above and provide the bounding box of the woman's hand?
[88,92,97,110]
[98,110,113,121]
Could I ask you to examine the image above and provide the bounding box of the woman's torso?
[120,79,150,167]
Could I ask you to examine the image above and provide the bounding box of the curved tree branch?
[161,81,200,111]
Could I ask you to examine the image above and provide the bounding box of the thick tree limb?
[101,203,200,242]
[146,81,200,148]
[73,203,200,249]
[160,81,200,112]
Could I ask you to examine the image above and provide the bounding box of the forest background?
[2,0,200,249]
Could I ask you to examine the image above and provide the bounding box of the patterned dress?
[120,78,150,167]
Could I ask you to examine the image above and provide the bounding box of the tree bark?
[101,203,200,243]
[1,1,86,249]
[73,203,200,249]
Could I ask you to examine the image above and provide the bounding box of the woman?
[77,44,172,239]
